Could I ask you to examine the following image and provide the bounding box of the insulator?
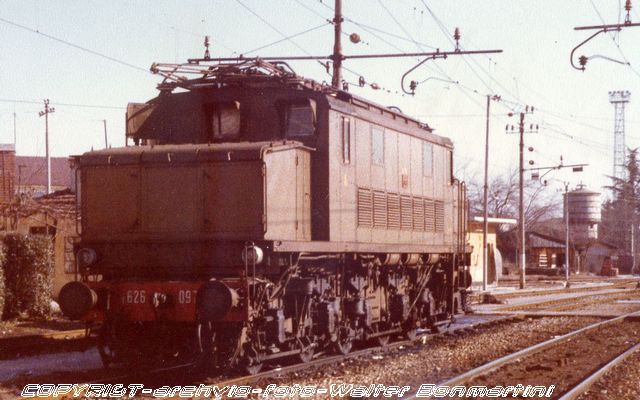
[579,55,588,67]
[358,76,365,87]
[350,33,361,43]
[410,80,417,93]
[342,81,349,91]
[626,0,632,12]
[204,36,211,60]
[454,27,461,41]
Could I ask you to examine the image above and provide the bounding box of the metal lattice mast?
[609,91,631,181]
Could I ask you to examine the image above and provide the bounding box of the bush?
[1,233,53,319]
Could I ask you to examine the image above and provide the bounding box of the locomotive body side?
[59,72,471,371]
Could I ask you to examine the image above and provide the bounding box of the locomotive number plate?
[124,290,146,304]
[178,290,197,304]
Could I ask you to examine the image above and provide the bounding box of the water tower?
[566,186,601,247]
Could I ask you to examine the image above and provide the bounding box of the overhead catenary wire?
[0,16,148,73]
[0,98,125,110]
[587,0,640,79]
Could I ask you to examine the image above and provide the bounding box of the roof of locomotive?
[150,58,453,148]
[80,141,311,166]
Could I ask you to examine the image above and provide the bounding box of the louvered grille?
[400,195,413,230]
[424,199,435,231]
[357,187,446,233]
[435,200,445,232]
[413,197,425,231]
[373,191,387,228]
[387,193,401,230]
[357,188,373,227]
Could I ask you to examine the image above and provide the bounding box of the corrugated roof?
[16,156,72,188]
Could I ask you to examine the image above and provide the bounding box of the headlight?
[77,248,98,268]
[242,245,264,265]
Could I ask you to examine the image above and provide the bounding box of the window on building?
[30,226,56,236]
[342,117,351,164]
[423,142,433,176]
[64,236,76,273]
[211,101,241,141]
[371,127,384,165]
[282,99,316,137]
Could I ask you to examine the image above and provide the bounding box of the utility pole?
[507,106,537,289]
[530,161,586,287]
[564,183,570,287]
[38,99,55,195]
[518,112,526,289]
[103,119,108,148]
[482,94,501,291]
[331,0,343,89]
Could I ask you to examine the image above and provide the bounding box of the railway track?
[205,315,524,389]
[47,314,519,396]
[403,310,640,399]
[477,287,640,314]
[470,279,638,303]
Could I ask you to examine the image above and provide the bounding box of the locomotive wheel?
[244,359,263,375]
[371,322,390,347]
[243,344,263,375]
[334,327,354,355]
[404,328,418,341]
[298,340,315,363]
[375,334,390,347]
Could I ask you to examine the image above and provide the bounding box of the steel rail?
[208,314,522,388]
[403,310,640,399]
[482,288,636,313]
[559,342,640,400]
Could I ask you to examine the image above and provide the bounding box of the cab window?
[210,101,241,141]
[281,99,316,137]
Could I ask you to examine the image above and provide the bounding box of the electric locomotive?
[58,58,472,372]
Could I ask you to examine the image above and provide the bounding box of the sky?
[1,0,640,195]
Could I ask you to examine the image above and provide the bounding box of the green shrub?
[1,233,53,319]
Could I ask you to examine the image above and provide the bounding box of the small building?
[527,231,572,274]
[527,230,618,274]
[468,216,517,286]
[0,144,75,202]
[16,156,74,197]
[583,241,619,274]
[0,190,78,295]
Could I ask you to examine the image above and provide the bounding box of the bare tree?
[467,168,560,224]
[466,168,561,262]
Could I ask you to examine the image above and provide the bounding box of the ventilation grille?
[387,194,400,230]
[356,187,446,232]
[357,188,373,227]
[435,200,445,232]
[424,199,435,231]
[373,191,387,228]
